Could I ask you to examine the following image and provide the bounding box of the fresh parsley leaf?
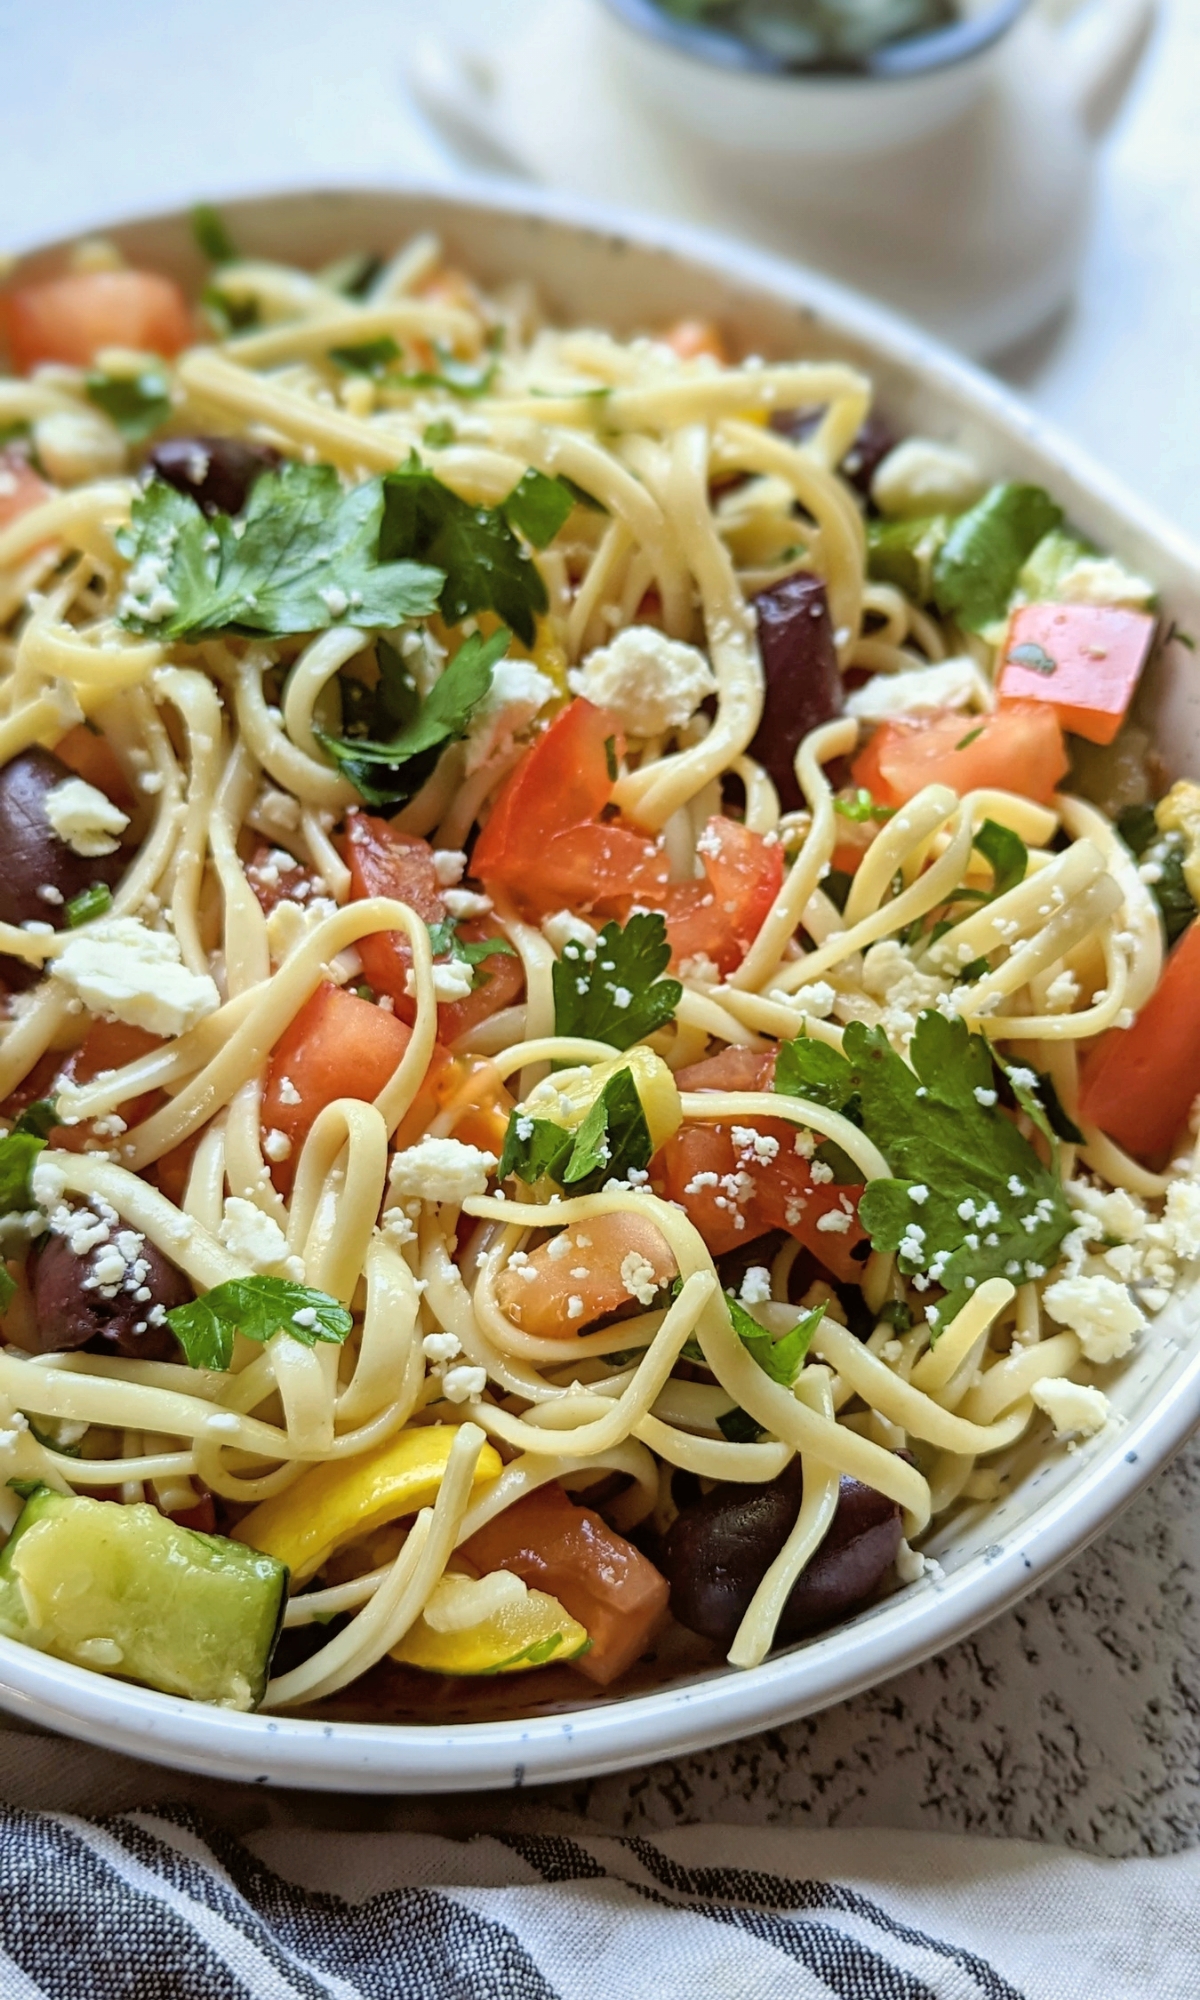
[932,484,1064,632]
[117,465,443,642]
[835,788,893,824]
[165,1277,353,1373]
[1117,804,1196,944]
[555,474,606,514]
[201,285,259,335]
[380,454,547,646]
[552,913,682,1052]
[191,203,237,264]
[328,335,401,377]
[717,1405,767,1443]
[846,1012,1071,1333]
[502,469,577,549]
[774,1029,858,1114]
[426,917,516,989]
[423,419,456,449]
[0,1127,47,1217]
[973,819,1028,898]
[878,1299,914,1332]
[316,625,508,808]
[954,725,985,751]
[727,1291,824,1387]
[958,955,991,983]
[65,883,113,928]
[394,346,497,398]
[85,368,171,443]
[497,1068,652,1196]
[13,1102,56,1141]
[999,1061,1084,1147]
[603,735,619,783]
[318,251,383,298]
[866,514,951,602]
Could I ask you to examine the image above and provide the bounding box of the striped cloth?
[0,1725,1197,1997]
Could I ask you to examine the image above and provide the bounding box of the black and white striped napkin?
[0,1723,1196,1998]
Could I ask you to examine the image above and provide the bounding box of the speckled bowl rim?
[2,176,1198,1793]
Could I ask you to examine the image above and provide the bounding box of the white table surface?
[5,0,1200,1856]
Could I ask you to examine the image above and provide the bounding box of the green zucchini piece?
[0,1486,287,1709]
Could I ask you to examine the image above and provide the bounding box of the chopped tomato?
[658,1045,867,1282]
[245,842,322,917]
[52,1019,164,1152]
[53,724,135,813]
[473,698,623,889]
[435,924,526,1046]
[851,702,1069,807]
[660,318,729,365]
[262,983,413,1186]
[661,817,783,975]
[460,1484,669,1685]
[494,1211,677,1336]
[0,447,52,530]
[997,601,1157,746]
[340,810,524,1042]
[1078,918,1200,1162]
[1,269,193,371]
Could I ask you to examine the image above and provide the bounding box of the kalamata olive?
[29,1221,192,1361]
[769,409,898,502]
[147,435,280,517]
[661,1460,901,1649]
[0,748,127,989]
[749,573,842,812]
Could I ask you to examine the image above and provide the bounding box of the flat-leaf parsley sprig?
[776,1011,1071,1334]
[552,912,682,1051]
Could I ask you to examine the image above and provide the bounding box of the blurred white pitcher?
[410,0,1156,356]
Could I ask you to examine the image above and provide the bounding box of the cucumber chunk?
[0,1486,287,1709]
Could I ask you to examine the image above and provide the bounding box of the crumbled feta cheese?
[463,658,555,775]
[442,888,492,919]
[50,917,220,1038]
[218,1196,289,1274]
[262,1129,293,1164]
[387,1137,498,1204]
[431,849,467,888]
[738,1265,772,1305]
[974,1087,998,1108]
[422,1330,462,1364]
[620,1250,660,1306]
[844,655,991,723]
[816,1208,853,1234]
[788,980,837,1020]
[1042,1272,1145,1363]
[678,953,721,985]
[1032,1376,1111,1439]
[1052,555,1156,610]
[908,1184,929,1205]
[1044,969,1081,1013]
[405,958,475,1003]
[441,1363,487,1403]
[568,627,717,737]
[566,1295,585,1320]
[731,1126,780,1164]
[43,777,129,858]
[870,438,985,518]
[860,939,954,1052]
[276,1075,301,1107]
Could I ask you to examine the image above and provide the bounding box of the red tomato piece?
[0,448,52,530]
[245,843,321,916]
[340,810,446,1014]
[851,702,1069,807]
[459,1484,669,1686]
[473,698,624,888]
[661,1044,867,1281]
[1,269,193,371]
[435,923,526,1047]
[1078,918,1200,1162]
[661,817,783,974]
[997,600,1157,746]
[262,983,412,1186]
[529,822,670,922]
[51,1020,165,1153]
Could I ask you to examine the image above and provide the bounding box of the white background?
[3,0,1199,535]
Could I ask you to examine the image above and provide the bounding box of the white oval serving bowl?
[3,181,1199,1792]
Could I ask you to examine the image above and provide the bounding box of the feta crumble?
[50,917,220,1039]
[387,1137,498,1204]
[1031,1376,1111,1439]
[43,777,129,858]
[568,626,717,737]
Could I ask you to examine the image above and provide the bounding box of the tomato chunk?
[851,702,1069,807]
[494,1211,677,1336]
[1078,918,1200,1162]
[661,1045,867,1280]
[997,601,1157,746]
[2,269,193,371]
[0,448,52,530]
[435,924,526,1046]
[460,1484,669,1685]
[50,1019,164,1153]
[660,318,729,364]
[262,983,412,1184]
[474,698,623,884]
[661,816,783,974]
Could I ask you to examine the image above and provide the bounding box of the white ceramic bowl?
[4,182,1199,1792]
